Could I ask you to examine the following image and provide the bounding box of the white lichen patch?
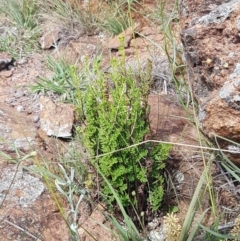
[0,166,44,207]
[195,0,239,25]
[219,63,240,109]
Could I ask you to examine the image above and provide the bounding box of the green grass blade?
[199,223,240,239]
[179,155,214,240]
[98,168,142,241]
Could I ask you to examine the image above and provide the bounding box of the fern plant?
[84,57,148,206]
[78,54,171,217]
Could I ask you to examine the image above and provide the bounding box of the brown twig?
[4,219,40,240]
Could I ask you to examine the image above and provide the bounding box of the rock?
[148,228,165,241]
[0,105,37,153]
[0,166,44,207]
[39,29,61,50]
[39,96,75,138]
[17,57,28,65]
[148,94,200,161]
[5,97,14,104]
[78,204,120,241]
[42,214,71,241]
[32,115,40,123]
[69,40,97,62]
[52,45,79,65]
[108,23,142,50]
[0,69,13,78]
[149,219,160,229]
[37,128,66,154]
[0,52,12,71]
[13,137,34,152]
[13,89,25,98]
[180,0,240,143]
[16,105,24,112]
[199,67,240,141]
[51,37,101,65]
[0,164,71,241]
[140,26,158,36]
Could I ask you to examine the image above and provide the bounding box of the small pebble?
[32,115,40,123]
[16,105,24,112]
[5,97,14,104]
[0,69,13,77]
[13,90,24,98]
[17,58,28,65]
[23,90,30,96]
[27,109,33,114]
[34,122,40,128]
[149,230,165,241]
[7,65,14,70]
[148,218,160,230]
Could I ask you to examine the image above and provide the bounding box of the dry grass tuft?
[230,216,240,241]
[163,212,182,241]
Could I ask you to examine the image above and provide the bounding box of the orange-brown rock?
[39,96,75,138]
[78,204,120,241]
[108,23,142,50]
[39,29,61,50]
[180,0,240,146]
[148,94,201,161]
[0,104,36,153]
[0,164,71,241]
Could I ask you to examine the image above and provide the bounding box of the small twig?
[4,219,40,240]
